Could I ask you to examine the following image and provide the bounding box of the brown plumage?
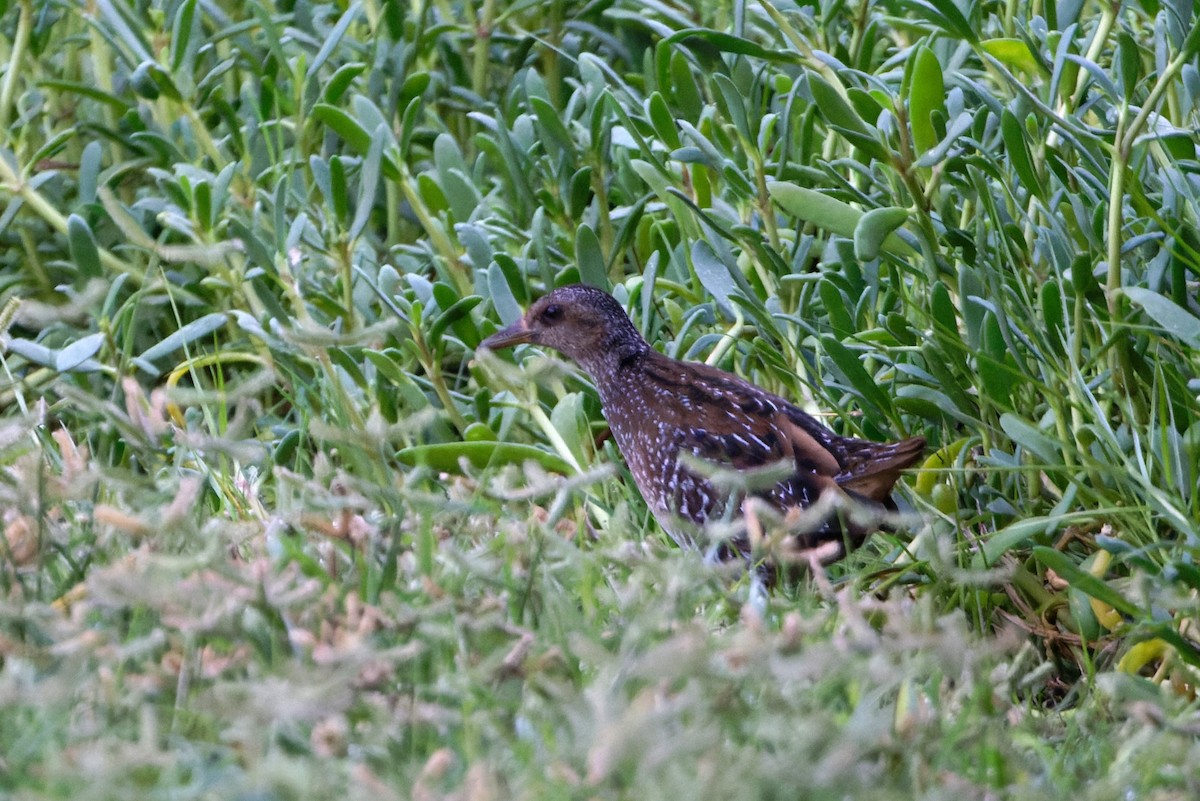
[481,284,925,564]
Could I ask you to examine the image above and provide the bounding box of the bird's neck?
[578,335,649,400]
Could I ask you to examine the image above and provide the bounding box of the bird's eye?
[541,304,563,322]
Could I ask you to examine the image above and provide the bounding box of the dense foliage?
[1,0,1199,796]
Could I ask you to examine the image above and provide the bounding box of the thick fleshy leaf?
[576,224,609,290]
[1034,546,1142,618]
[137,313,230,373]
[769,182,916,256]
[1122,287,1200,347]
[908,45,945,156]
[854,206,910,261]
[821,335,893,417]
[982,38,1040,74]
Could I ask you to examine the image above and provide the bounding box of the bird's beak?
[480,319,534,350]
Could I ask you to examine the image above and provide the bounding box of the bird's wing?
[644,355,923,508]
[642,356,841,478]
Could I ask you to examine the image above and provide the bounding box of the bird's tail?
[835,436,926,504]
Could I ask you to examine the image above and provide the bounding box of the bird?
[481,284,925,570]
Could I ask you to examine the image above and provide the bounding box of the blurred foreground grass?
[2,0,1200,796]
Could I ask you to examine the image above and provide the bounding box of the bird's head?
[480,284,647,372]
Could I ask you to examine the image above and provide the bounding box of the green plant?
[1,0,1199,796]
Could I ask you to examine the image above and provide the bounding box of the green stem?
[361,0,379,29]
[1119,47,1193,156]
[338,238,356,332]
[526,403,611,527]
[528,404,582,474]
[705,306,745,367]
[184,105,227,167]
[396,164,471,295]
[412,324,468,432]
[1069,4,1116,109]
[470,0,495,103]
[18,228,51,290]
[544,0,562,107]
[846,0,870,67]
[1067,289,1092,472]
[759,0,852,104]
[386,181,400,247]
[890,102,940,280]
[751,148,782,261]
[1104,111,1135,405]
[591,162,615,279]
[1104,147,1126,320]
[276,249,366,430]
[1002,0,1018,36]
[88,7,119,157]
[1073,13,1189,329]
[0,0,32,131]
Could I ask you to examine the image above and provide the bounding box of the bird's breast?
[600,407,722,521]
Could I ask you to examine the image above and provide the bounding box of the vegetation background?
[2,0,1199,796]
